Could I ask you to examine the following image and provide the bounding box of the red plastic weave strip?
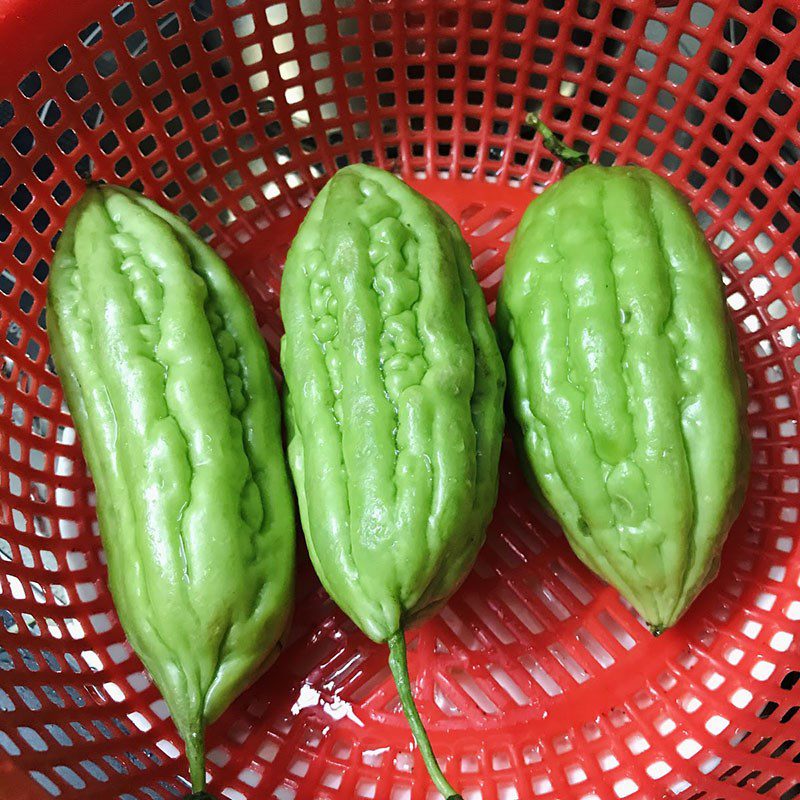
[0,1,799,799]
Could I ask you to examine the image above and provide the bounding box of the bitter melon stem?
[387,631,462,800]
[184,718,206,793]
[525,112,590,169]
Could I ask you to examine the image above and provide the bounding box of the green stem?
[387,631,462,800]
[524,112,590,169]
[184,718,206,793]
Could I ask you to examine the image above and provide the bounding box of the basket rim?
[0,0,686,93]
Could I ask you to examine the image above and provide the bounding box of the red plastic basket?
[1,1,799,798]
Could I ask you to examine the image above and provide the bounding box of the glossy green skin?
[281,165,505,643]
[497,165,750,630]
[47,185,295,787]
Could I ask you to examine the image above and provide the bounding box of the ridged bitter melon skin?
[497,165,750,631]
[281,164,506,798]
[47,185,295,790]
[280,164,506,643]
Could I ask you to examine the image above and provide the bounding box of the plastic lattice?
[1,1,799,799]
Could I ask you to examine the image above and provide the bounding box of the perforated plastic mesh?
[1,1,799,798]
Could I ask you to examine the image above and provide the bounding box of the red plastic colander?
[1,1,799,798]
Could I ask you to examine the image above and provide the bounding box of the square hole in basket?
[139,60,161,87]
[156,11,180,39]
[168,43,190,70]
[232,13,254,38]
[241,43,262,66]
[199,27,223,54]
[18,71,42,99]
[106,81,131,109]
[65,74,89,102]
[11,126,34,156]
[48,44,71,72]
[39,99,62,128]
[152,89,173,113]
